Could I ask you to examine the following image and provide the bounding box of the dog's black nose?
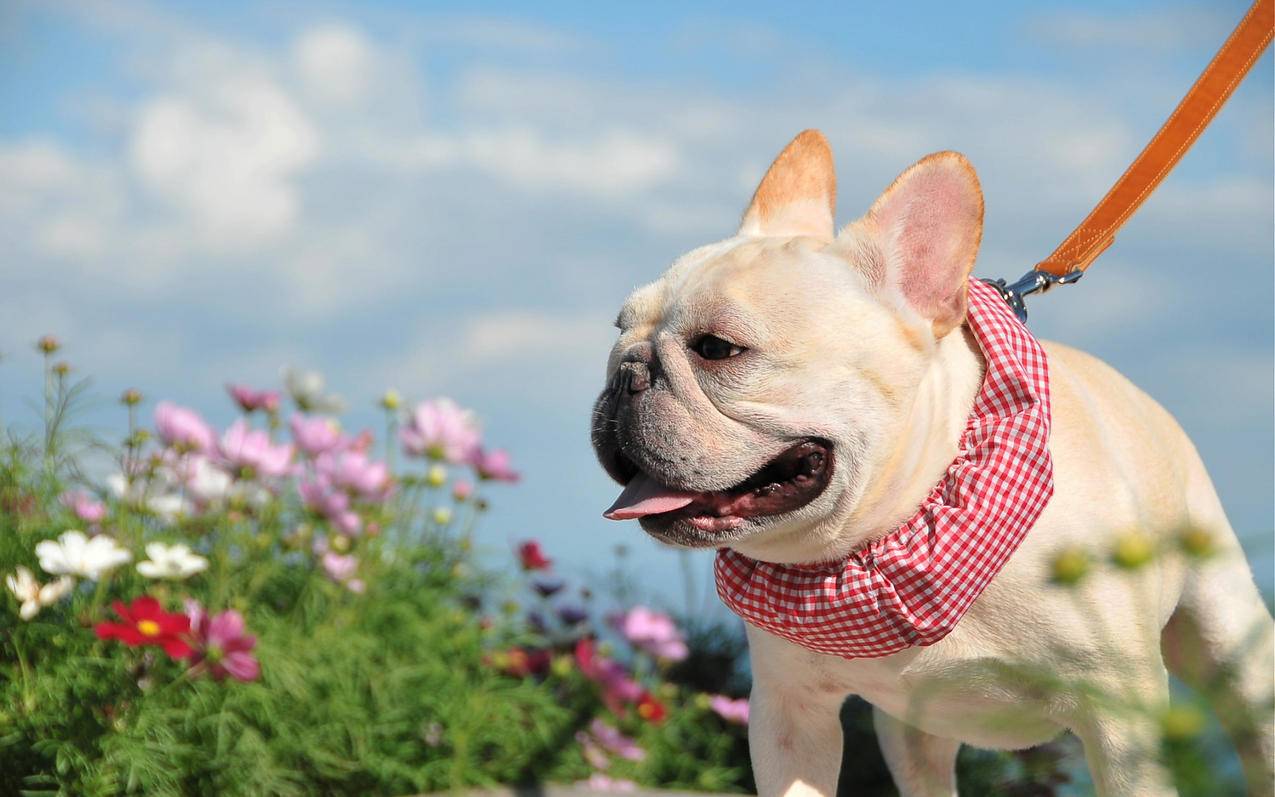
[619,360,650,393]
[613,342,654,394]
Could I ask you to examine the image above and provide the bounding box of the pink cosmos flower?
[289,414,345,457]
[575,638,644,712]
[400,398,481,463]
[155,402,216,453]
[588,719,646,761]
[226,384,281,414]
[298,479,362,535]
[575,731,611,770]
[709,695,750,725]
[60,490,106,524]
[471,448,520,483]
[315,449,391,501]
[321,551,358,582]
[608,606,689,661]
[452,480,474,502]
[185,601,260,682]
[218,420,294,479]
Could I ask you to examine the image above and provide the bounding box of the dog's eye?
[692,334,745,360]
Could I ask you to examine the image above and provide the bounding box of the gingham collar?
[715,278,1055,659]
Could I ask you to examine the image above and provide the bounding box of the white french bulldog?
[591,130,1274,797]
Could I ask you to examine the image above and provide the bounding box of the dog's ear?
[738,129,836,240]
[839,151,983,338]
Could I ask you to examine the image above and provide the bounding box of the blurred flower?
[588,719,645,761]
[426,464,447,487]
[471,448,519,483]
[432,506,453,525]
[60,490,106,524]
[298,479,362,535]
[636,692,667,723]
[315,449,391,501]
[290,414,345,457]
[582,775,636,792]
[95,596,193,659]
[1160,705,1206,741]
[532,580,564,599]
[452,480,473,502]
[120,388,143,406]
[527,611,547,633]
[379,389,402,411]
[608,606,688,661]
[36,334,60,355]
[321,551,359,583]
[218,420,294,479]
[517,540,552,571]
[1111,531,1155,570]
[52,361,70,377]
[708,695,750,725]
[137,542,209,580]
[283,367,346,414]
[576,731,611,770]
[5,566,74,620]
[226,384,281,414]
[155,402,216,453]
[185,601,260,682]
[1178,526,1216,559]
[557,605,588,625]
[575,638,643,711]
[178,455,234,506]
[1049,546,1091,586]
[400,398,481,463]
[36,530,131,581]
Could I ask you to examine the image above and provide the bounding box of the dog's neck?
[844,324,986,546]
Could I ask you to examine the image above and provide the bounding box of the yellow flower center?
[137,619,161,637]
[637,703,654,719]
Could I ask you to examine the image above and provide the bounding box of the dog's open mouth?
[603,439,833,533]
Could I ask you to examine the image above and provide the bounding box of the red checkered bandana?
[714,278,1054,659]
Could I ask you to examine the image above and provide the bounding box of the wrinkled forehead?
[618,236,869,328]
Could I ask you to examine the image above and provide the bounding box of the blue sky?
[1,0,1271,611]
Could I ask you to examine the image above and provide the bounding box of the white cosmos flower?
[283,367,346,414]
[136,542,209,580]
[35,530,132,581]
[5,566,75,620]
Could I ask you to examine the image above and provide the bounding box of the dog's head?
[591,130,983,562]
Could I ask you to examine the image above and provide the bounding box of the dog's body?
[592,131,1273,796]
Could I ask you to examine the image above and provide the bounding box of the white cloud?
[130,72,319,246]
[292,24,374,106]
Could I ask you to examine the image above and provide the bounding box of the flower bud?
[432,506,453,525]
[1111,531,1155,570]
[1178,526,1215,559]
[331,534,352,553]
[121,388,143,406]
[1160,705,1206,741]
[36,335,60,355]
[426,465,447,488]
[1049,547,1090,586]
[380,389,402,411]
[52,361,70,377]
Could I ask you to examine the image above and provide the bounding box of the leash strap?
[986,0,1273,319]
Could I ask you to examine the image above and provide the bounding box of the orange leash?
[988,0,1274,319]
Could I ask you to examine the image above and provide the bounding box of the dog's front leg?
[872,706,960,797]
[749,675,846,797]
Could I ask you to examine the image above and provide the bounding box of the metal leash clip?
[980,269,1084,323]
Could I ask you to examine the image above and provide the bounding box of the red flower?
[517,540,552,571]
[636,692,667,723]
[95,596,193,660]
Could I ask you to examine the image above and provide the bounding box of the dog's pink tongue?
[604,474,697,520]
